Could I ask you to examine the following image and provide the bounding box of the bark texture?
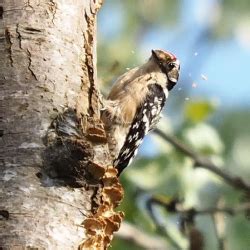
[0,0,123,249]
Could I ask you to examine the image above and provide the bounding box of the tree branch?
[115,221,167,250]
[149,195,250,217]
[212,213,227,250]
[145,198,183,250]
[146,196,250,250]
[154,129,250,193]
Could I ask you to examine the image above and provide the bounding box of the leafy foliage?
[184,100,217,123]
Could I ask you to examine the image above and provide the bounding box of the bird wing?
[114,83,166,175]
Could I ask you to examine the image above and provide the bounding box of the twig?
[147,197,250,250]
[181,203,250,217]
[115,221,167,250]
[209,199,227,250]
[212,214,227,250]
[145,198,183,250]
[150,195,250,217]
[154,129,250,193]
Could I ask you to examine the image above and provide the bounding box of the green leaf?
[183,123,224,155]
[184,100,217,123]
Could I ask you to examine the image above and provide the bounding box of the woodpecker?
[101,49,180,175]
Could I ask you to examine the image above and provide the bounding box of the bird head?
[151,49,180,90]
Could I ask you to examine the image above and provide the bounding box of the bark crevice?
[24,0,34,12]
[84,11,96,117]
[4,28,13,67]
[47,0,57,24]
[27,49,38,80]
[16,24,22,49]
[0,6,3,19]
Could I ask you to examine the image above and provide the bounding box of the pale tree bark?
[0,0,123,249]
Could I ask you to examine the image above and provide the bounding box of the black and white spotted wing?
[114,84,167,175]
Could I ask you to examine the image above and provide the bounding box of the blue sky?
[194,39,250,107]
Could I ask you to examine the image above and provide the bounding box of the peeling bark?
[0,0,123,249]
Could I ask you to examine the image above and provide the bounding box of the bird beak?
[168,60,180,82]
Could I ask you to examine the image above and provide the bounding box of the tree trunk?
[0,0,123,249]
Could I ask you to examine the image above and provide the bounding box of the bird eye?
[168,62,175,69]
